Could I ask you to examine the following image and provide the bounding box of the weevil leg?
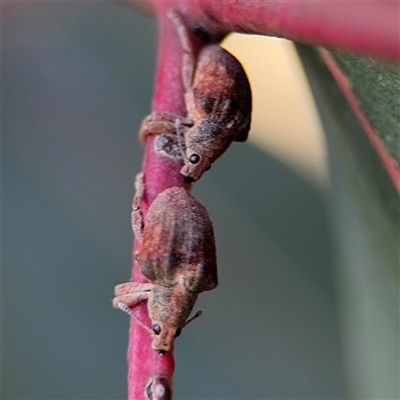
[139,112,192,145]
[112,292,150,309]
[131,172,146,240]
[174,118,189,159]
[114,281,153,295]
[139,112,176,145]
[113,282,153,309]
[168,9,196,93]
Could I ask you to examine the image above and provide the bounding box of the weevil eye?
[189,154,200,164]
[174,328,182,338]
[152,324,162,335]
[200,97,214,114]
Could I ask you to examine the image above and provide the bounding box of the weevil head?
[147,285,189,354]
[180,152,211,183]
[151,321,182,354]
[181,120,230,182]
[148,284,198,353]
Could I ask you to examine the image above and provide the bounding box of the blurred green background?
[3,2,349,399]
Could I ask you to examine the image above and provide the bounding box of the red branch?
[128,0,400,63]
[127,9,189,400]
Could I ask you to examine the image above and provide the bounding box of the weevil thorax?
[147,281,198,353]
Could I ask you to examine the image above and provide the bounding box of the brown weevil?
[113,173,217,354]
[139,9,252,182]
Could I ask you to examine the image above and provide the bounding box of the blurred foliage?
[301,48,399,230]
[331,51,400,161]
[297,44,399,400]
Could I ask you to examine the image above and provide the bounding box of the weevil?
[139,9,252,182]
[113,173,217,354]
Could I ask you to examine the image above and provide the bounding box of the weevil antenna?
[184,309,204,327]
[117,303,153,335]
[174,118,188,158]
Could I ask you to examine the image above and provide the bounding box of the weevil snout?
[180,160,212,182]
[151,322,178,354]
[183,175,195,184]
[180,153,205,182]
[180,151,211,182]
[180,165,202,183]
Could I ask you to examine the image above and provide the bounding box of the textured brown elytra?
[113,174,217,354]
[139,9,252,182]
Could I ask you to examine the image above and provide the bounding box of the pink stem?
[128,0,400,62]
[127,9,192,400]
[318,48,400,193]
